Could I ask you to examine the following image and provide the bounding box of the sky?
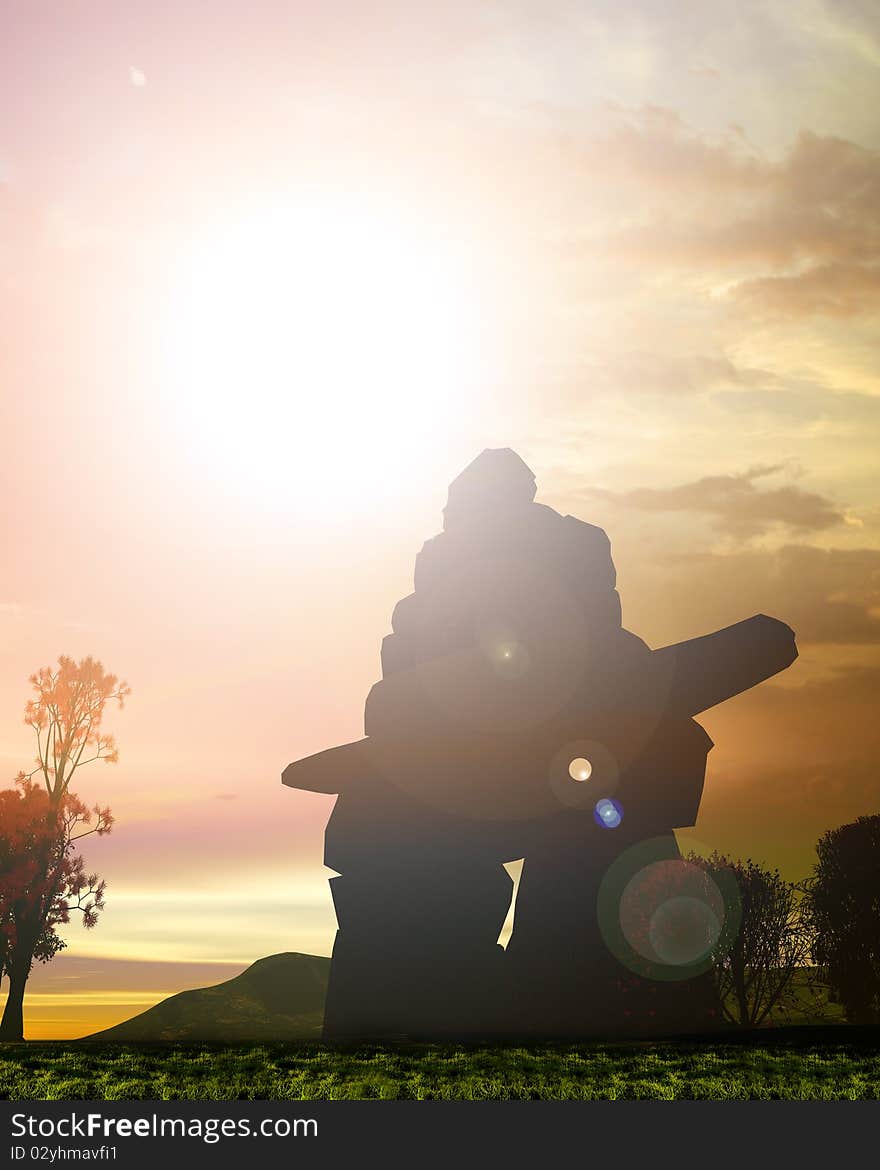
[1,0,879,1037]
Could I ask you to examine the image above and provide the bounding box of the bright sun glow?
[162,199,489,509]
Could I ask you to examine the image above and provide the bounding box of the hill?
[82,955,843,1043]
[84,952,329,1042]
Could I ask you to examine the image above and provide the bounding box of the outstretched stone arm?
[654,614,798,717]
[281,739,369,794]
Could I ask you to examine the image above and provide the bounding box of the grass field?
[2,1030,879,1100]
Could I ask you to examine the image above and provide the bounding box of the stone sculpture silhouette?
[283,449,797,1039]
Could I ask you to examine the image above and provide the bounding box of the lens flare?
[568,757,592,782]
[549,739,619,810]
[594,797,623,828]
[648,896,722,966]
[597,838,742,982]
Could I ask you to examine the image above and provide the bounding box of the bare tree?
[688,853,815,1027]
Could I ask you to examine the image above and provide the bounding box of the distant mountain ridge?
[84,952,329,1041]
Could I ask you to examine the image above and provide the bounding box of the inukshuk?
[283,449,797,1038]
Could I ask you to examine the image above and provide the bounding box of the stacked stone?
[348,449,713,1035]
[293,448,796,1039]
[322,447,642,1039]
[361,450,657,825]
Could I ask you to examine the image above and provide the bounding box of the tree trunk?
[0,957,30,1041]
[732,946,749,1026]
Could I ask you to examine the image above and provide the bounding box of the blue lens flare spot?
[594,797,623,829]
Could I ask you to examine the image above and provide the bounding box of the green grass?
[2,1032,879,1100]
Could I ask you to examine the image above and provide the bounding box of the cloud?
[712,376,880,426]
[619,543,880,647]
[593,466,845,537]
[732,260,880,318]
[815,0,880,68]
[559,117,880,320]
[576,351,746,397]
